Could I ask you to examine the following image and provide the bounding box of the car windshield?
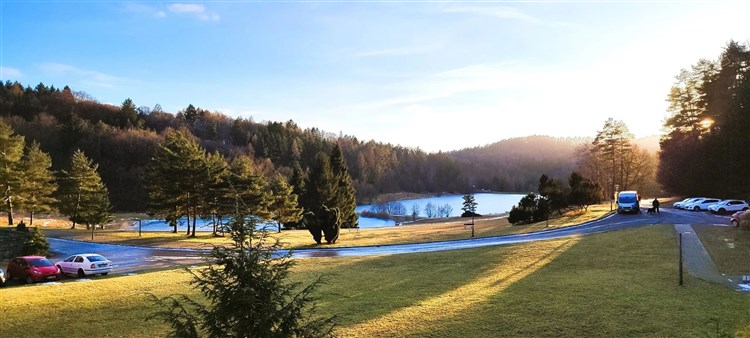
[86,255,107,262]
[28,258,54,267]
[619,196,637,203]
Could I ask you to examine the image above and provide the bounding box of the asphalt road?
[46,206,732,274]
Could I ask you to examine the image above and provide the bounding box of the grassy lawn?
[693,224,750,275]
[2,224,749,337]
[40,204,612,250]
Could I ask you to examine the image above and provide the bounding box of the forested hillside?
[449,136,589,192]
[0,82,467,210]
[1,81,656,211]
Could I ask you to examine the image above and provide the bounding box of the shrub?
[22,227,49,256]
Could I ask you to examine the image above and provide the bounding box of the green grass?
[2,225,749,337]
[693,224,750,275]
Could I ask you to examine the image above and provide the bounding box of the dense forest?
[1,81,613,211]
[659,41,750,200]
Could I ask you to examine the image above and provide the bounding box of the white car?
[56,254,112,277]
[674,197,704,210]
[685,198,721,211]
[708,200,749,214]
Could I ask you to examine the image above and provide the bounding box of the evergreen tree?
[286,161,307,230]
[304,152,336,243]
[461,193,478,216]
[269,174,303,233]
[18,142,58,225]
[568,172,603,211]
[538,174,567,215]
[148,209,336,337]
[203,152,229,236]
[145,130,210,237]
[57,149,111,229]
[226,156,272,222]
[329,144,358,228]
[0,120,25,225]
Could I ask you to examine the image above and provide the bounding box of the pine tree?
[57,149,111,229]
[226,156,272,222]
[145,130,210,237]
[18,142,58,225]
[269,174,303,233]
[0,120,25,225]
[203,152,229,236]
[329,144,358,228]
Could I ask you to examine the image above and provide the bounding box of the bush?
[22,227,49,256]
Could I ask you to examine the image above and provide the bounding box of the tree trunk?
[191,213,196,237]
[30,211,34,226]
[6,193,13,225]
[185,212,191,236]
[278,221,282,233]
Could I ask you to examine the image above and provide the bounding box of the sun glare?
[340,238,580,337]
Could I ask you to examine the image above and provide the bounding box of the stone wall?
[0,228,27,260]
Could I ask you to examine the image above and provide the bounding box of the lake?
[356,193,525,228]
[125,193,526,231]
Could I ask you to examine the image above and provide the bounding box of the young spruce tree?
[57,149,111,229]
[148,204,336,337]
[18,142,58,225]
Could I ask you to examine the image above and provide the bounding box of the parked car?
[56,254,112,277]
[674,197,705,210]
[5,256,62,284]
[731,210,750,227]
[684,198,721,211]
[0,268,5,286]
[708,200,749,214]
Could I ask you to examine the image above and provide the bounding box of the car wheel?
[6,271,12,281]
[719,208,726,213]
[25,275,34,284]
[57,265,64,276]
[694,206,701,211]
[77,269,86,278]
[102,272,108,276]
[732,220,739,227]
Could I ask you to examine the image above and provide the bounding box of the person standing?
[652,198,660,214]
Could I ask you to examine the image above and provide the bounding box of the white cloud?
[0,66,22,79]
[122,3,167,19]
[443,6,540,24]
[38,63,126,88]
[168,3,219,21]
[352,45,439,58]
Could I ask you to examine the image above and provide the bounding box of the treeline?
[0,81,603,211]
[0,82,484,210]
[448,136,587,192]
[659,40,750,199]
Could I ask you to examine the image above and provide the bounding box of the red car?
[5,256,62,284]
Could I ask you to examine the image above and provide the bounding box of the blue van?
[617,191,641,214]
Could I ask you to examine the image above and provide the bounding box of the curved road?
[48,207,732,274]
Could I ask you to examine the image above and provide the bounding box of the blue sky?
[1,1,748,152]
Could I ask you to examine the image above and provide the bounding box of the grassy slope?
[2,225,748,337]
[693,224,750,275]
[40,204,612,250]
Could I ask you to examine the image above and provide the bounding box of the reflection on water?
[123,193,524,231]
